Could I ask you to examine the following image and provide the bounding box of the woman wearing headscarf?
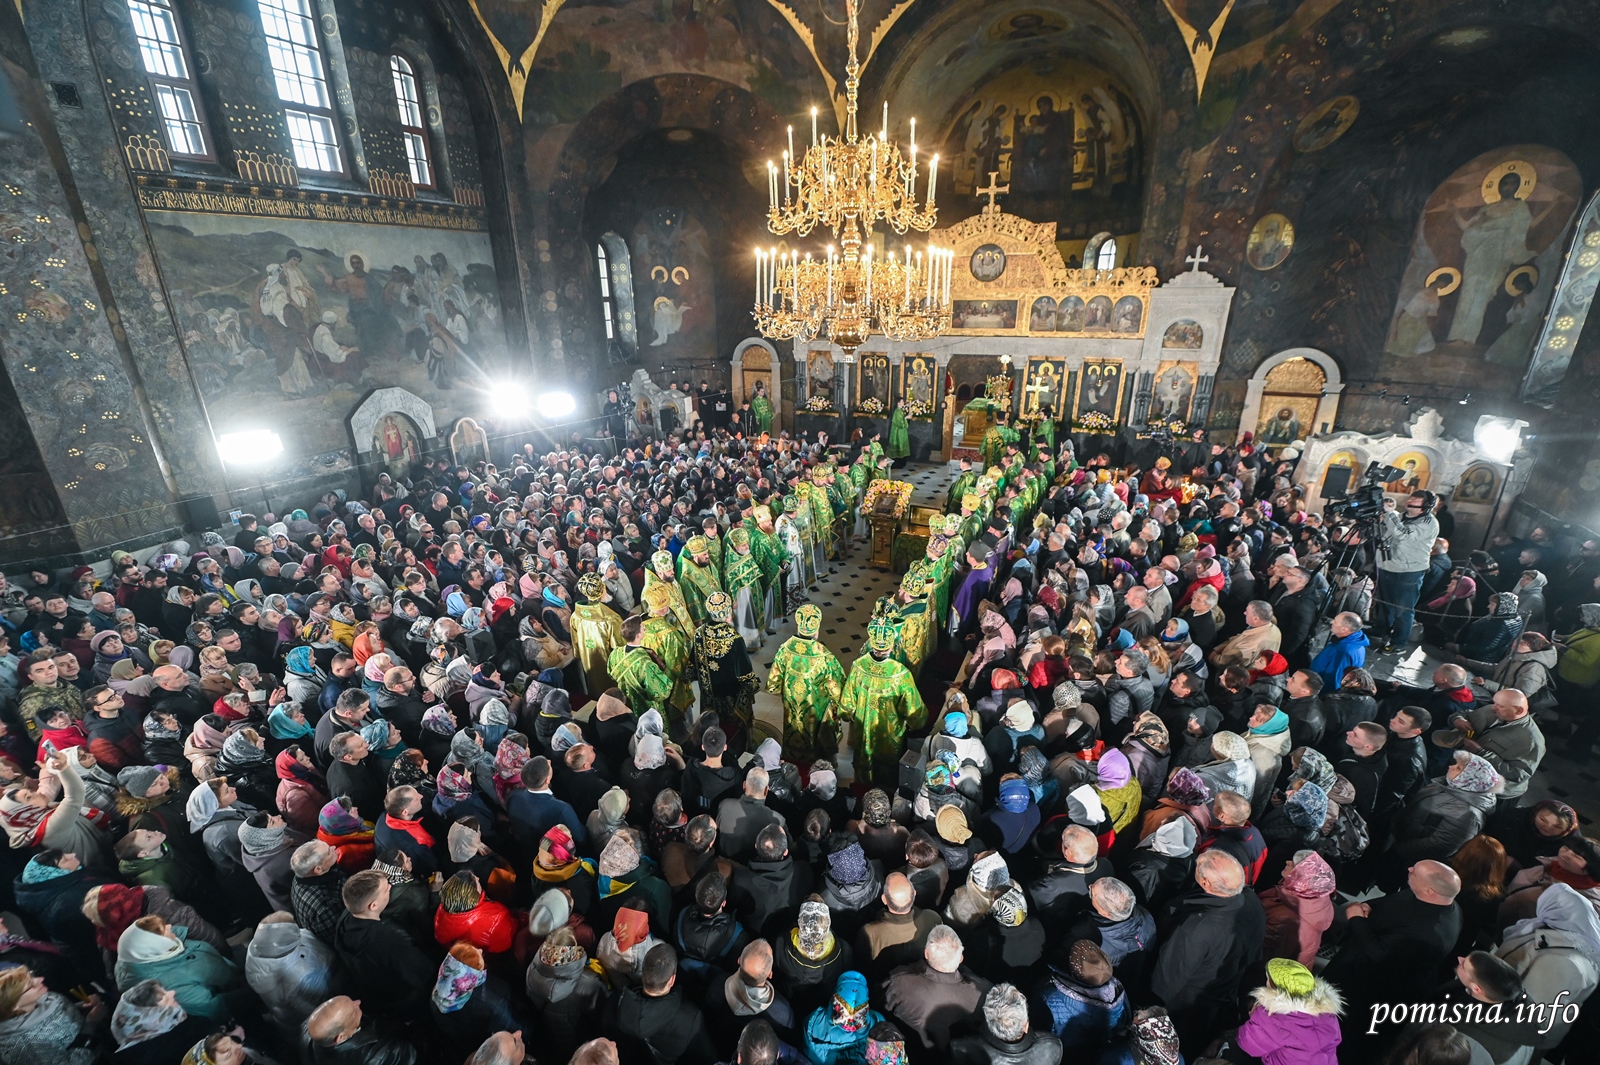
[315,797,376,872]
[114,915,245,1021]
[980,775,1041,857]
[1419,570,1477,646]
[449,726,500,804]
[1195,730,1254,799]
[524,926,606,1064]
[282,646,329,708]
[1,754,111,865]
[429,941,520,1043]
[215,728,275,811]
[1118,711,1169,805]
[595,906,659,988]
[434,870,517,955]
[490,733,531,806]
[1445,590,1524,664]
[1093,748,1142,833]
[775,897,855,1020]
[1257,848,1337,966]
[1492,798,1581,871]
[109,978,213,1065]
[586,786,631,858]
[1386,751,1501,873]
[804,970,884,1065]
[273,744,327,835]
[89,630,130,684]
[0,965,102,1065]
[1496,882,1600,1048]
[435,761,495,826]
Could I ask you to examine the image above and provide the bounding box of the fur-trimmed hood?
[1252,977,1343,1017]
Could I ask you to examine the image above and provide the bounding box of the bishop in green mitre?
[723,526,766,648]
[571,573,625,697]
[642,549,695,636]
[766,603,844,764]
[675,535,725,628]
[608,613,675,715]
[640,581,695,716]
[840,615,927,788]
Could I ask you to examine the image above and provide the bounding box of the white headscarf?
[1504,881,1600,957]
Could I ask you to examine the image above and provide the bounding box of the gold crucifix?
[977,172,1009,213]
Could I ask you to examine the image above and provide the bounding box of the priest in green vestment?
[888,399,911,462]
[675,535,725,628]
[608,614,675,714]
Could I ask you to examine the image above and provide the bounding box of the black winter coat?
[1388,780,1496,865]
[1150,888,1266,1016]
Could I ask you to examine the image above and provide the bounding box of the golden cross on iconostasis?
[977,172,1010,213]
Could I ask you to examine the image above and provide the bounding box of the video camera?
[1326,460,1405,522]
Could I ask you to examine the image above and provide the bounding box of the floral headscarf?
[1449,752,1502,794]
[829,971,875,1033]
[1288,747,1337,793]
[431,948,487,1013]
[1284,781,1329,830]
[436,762,474,803]
[493,736,530,802]
[110,979,188,1049]
[1279,849,1337,900]
[422,705,457,736]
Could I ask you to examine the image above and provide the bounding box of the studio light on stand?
[1473,415,1525,465]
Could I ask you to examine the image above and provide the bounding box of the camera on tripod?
[1326,460,1405,521]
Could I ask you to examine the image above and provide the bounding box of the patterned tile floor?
[744,462,951,779]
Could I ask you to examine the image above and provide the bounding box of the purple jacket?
[1235,982,1343,1065]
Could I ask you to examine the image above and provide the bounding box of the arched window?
[1096,238,1118,270]
[256,0,343,173]
[389,55,433,189]
[596,243,615,341]
[127,0,211,158]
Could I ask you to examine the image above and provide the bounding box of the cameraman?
[1375,490,1440,652]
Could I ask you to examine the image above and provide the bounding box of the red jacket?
[434,897,517,954]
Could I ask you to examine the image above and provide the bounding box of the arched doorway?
[732,338,776,407]
[1238,348,1343,443]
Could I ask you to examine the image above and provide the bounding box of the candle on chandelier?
[811,107,818,147]
[904,248,911,305]
[767,163,776,212]
[908,141,917,201]
[881,101,888,142]
[787,125,794,166]
[909,117,916,151]
[782,152,789,204]
[770,248,777,304]
[928,154,938,208]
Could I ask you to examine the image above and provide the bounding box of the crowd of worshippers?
[0,424,1593,1065]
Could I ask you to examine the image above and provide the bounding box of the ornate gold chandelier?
[752,0,951,358]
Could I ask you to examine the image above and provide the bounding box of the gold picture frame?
[1073,360,1125,426]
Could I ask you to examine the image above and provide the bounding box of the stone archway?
[1238,347,1343,443]
[732,338,777,407]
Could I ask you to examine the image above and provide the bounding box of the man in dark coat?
[1150,850,1266,1058]
[608,943,718,1065]
[1377,706,1431,822]
[332,870,435,1019]
[323,731,389,825]
[306,996,418,1065]
[1324,860,1463,1055]
[1335,719,1390,819]
[1272,567,1321,668]
[1025,825,1113,938]
[1281,670,1328,752]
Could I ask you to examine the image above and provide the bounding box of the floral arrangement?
[1147,415,1187,435]
[1073,411,1118,433]
[862,477,913,515]
[856,396,886,415]
[903,396,934,418]
[804,395,835,412]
